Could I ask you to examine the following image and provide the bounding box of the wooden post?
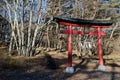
[68,25,72,67]
[97,27,104,66]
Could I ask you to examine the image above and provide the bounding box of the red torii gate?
[53,17,113,73]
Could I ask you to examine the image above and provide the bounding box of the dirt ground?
[0,47,120,80]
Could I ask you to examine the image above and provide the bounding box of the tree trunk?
[26,10,32,56]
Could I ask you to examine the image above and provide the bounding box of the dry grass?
[0,47,27,70]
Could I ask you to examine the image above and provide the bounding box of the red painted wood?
[91,25,109,28]
[58,20,110,69]
[68,25,72,67]
[61,30,84,35]
[98,27,104,66]
[59,22,84,27]
[89,31,106,36]
[59,22,110,28]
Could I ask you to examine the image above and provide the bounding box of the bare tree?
[4,0,52,56]
[1,0,119,57]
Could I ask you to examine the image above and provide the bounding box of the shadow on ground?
[0,54,120,80]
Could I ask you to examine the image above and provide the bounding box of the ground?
[0,47,120,80]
